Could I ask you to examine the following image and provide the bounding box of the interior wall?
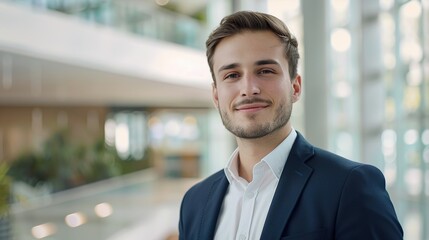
[0,106,107,163]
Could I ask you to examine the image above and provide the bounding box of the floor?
[10,169,198,240]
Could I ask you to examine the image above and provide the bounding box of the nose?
[240,73,260,96]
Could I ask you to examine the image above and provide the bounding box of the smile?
[235,103,269,112]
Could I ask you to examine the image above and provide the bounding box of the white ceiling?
[0,50,213,108]
[0,2,213,108]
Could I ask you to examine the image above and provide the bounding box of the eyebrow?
[217,63,239,73]
[217,59,280,74]
[255,59,280,66]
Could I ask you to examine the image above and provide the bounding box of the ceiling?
[0,50,213,108]
[0,1,214,109]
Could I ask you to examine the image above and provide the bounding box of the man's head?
[206,11,299,85]
[208,12,302,140]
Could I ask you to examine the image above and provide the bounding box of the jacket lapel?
[260,133,314,240]
[199,173,229,239]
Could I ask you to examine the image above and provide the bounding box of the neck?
[236,125,292,182]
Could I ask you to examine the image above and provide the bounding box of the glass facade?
[325,0,428,239]
[302,0,428,239]
[328,0,362,161]
[379,0,428,239]
[6,0,207,49]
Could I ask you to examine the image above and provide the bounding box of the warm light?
[95,202,113,218]
[115,123,130,154]
[105,119,116,147]
[403,86,421,111]
[383,53,396,69]
[331,0,349,13]
[404,129,419,145]
[400,41,423,62]
[384,166,397,187]
[334,81,351,98]
[32,223,56,239]
[331,28,351,52]
[384,98,396,122]
[148,116,160,127]
[405,168,422,195]
[401,0,422,19]
[380,0,394,10]
[406,63,422,86]
[65,212,87,228]
[183,115,197,125]
[380,13,395,48]
[382,129,397,147]
[181,116,199,140]
[165,119,181,136]
[382,129,397,157]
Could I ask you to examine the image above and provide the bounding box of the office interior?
[0,0,427,239]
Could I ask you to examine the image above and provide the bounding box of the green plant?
[8,130,123,192]
[0,162,10,216]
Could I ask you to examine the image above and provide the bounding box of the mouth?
[235,101,270,113]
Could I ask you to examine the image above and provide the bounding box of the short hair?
[206,11,299,84]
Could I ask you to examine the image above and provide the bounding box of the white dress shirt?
[214,129,297,240]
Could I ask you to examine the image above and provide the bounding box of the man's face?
[211,30,301,139]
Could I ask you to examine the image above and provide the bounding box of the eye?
[224,72,240,80]
[258,69,275,75]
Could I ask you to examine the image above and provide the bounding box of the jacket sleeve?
[335,164,403,239]
[178,188,190,240]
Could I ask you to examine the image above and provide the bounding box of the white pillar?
[301,0,329,149]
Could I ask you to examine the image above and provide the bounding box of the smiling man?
[179,11,403,240]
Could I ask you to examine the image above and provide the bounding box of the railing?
[4,0,207,49]
[10,168,197,240]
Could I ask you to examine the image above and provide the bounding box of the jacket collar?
[260,132,314,240]
[198,173,229,239]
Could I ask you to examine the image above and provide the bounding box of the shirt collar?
[224,129,297,183]
[263,129,297,179]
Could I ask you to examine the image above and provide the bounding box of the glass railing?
[4,0,207,49]
[9,169,197,239]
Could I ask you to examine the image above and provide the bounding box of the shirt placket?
[235,164,265,240]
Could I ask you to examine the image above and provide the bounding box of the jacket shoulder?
[311,146,365,170]
[183,170,226,200]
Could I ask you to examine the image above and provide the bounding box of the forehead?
[212,31,285,70]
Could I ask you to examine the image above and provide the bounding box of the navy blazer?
[179,133,403,240]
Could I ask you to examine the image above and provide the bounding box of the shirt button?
[239,234,246,240]
[245,191,255,199]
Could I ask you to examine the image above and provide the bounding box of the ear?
[291,74,302,103]
[212,82,219,109]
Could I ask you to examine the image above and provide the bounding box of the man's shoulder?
[312,147,360,167]
[183,170,226,199]
[309,146,384,179]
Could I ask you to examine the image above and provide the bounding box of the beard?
[218,98,292,139]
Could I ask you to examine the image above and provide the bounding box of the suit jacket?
[179,133,403,240]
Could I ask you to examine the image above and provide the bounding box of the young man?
[179,11,403,240]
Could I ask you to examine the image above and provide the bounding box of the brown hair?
[206,11,299,84]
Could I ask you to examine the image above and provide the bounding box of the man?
[179,11,403,240]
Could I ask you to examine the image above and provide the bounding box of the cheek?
[216,93,228,106]
[216,89,235,108]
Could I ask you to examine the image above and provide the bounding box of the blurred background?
[0,0,427,239]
